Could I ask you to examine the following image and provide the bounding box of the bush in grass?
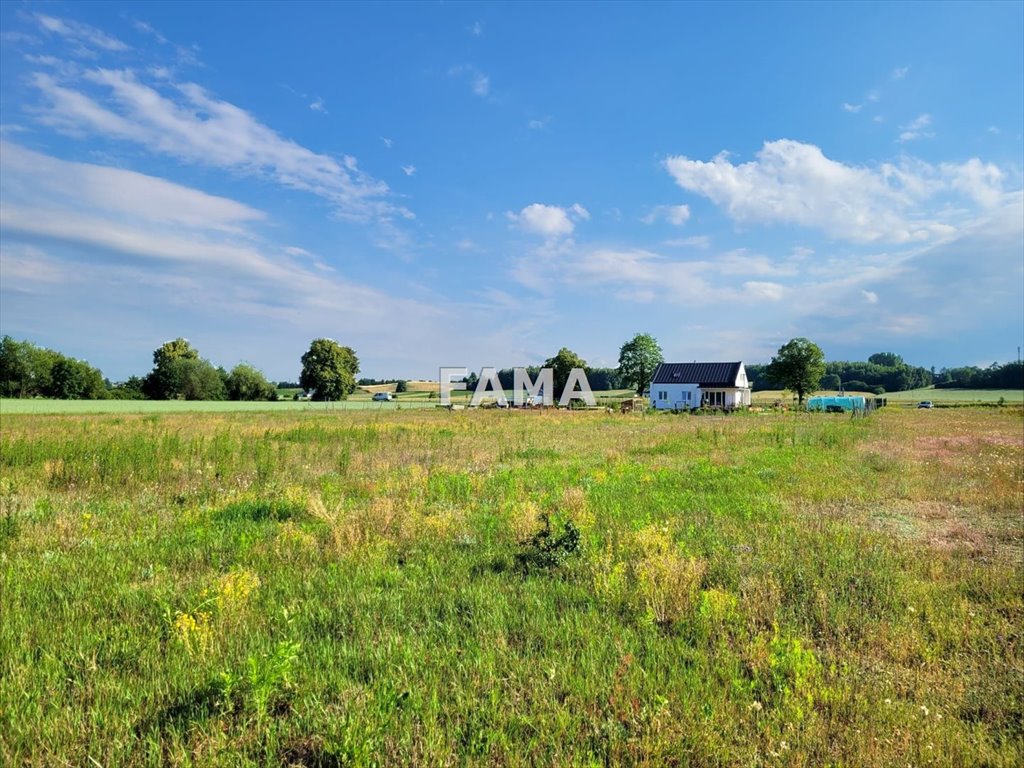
[514,514,581,573]
[635,550,707,626]
[624,525,707,626]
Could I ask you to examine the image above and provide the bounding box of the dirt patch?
[859,500,1021,564]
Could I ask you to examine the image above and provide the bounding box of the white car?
[372,391,393,401]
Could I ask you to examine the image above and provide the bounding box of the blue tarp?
[806,396,866,413]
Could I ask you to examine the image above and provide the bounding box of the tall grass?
[0,407,1021,766]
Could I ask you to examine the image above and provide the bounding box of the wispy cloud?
[309,97,327,114]
[28,67,405,223]
[898,113,933,142]
[35,14,129,53]
[448,64,490,97]
[528,117,549,130]
[132,19,167,45]
[663,235,711,249]
[891,66,910,80]
[1,141,264,232]
[642,204,690,226]
[0,142,439,334]
[470,21,484,36]
[381,136,393,148]
[842,102,862,113]
[401,165,416,177]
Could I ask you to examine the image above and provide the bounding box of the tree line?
[0,336,278,402]
[1,333,1020,402]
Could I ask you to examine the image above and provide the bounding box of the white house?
[649,362,752,410]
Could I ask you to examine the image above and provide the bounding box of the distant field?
[882,387,1023,403]
[0,398,436,414]
[5,386,1017,415]
[0,389,636,414]
[752,388,1022,405]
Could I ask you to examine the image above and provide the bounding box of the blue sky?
[1,1,1022,381]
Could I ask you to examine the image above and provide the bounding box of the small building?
[649,362,751,410]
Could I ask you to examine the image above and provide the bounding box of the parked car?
[917,400,933,409]
[372,391,393,401]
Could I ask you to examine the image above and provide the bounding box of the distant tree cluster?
[748,352,934,394]
[821,353,933,393]
[0,336,279,402]
[0,336,106,399]
[935,361,1023,389]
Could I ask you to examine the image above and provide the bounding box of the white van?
[372,392,393,401]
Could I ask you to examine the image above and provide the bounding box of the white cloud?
[891,66,910,80]
[309,97,327,113]
[470,21,483,36]
[942,158,1004,207]
[402,165,416,176]
[381,136,393,148]
[508,204,575,237]
[664,139,1008,243]
[528,118,548,130]
[862,289,879,304]
[987,125,1000,135]
[867,89,881,102]
[35,14,129,53]
[898,113,933,142]
[29,68,403,222]
[642,204,691,226]
[842,102,862,113]
[448,64,490,97]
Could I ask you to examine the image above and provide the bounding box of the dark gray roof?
[650,362,743,387]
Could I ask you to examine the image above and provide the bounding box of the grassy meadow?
[1,406,1022,766]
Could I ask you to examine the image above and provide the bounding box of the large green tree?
[144,339,224,400]
[48,357,106,399]
[617,333,664,394]
[765,337,826,406]
[227,363,277,401]
[542,347,588,400]
[300,339,359,401]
